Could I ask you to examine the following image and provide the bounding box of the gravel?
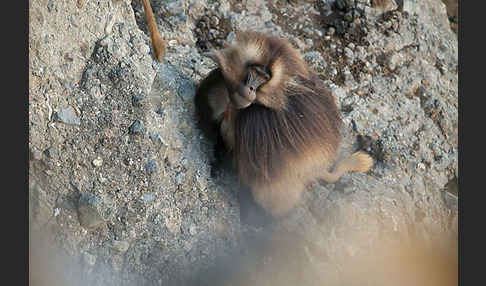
[53,106,81,125]
[29,0,458,284]
[128,120,145,135]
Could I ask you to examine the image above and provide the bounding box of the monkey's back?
[234,74,343,215]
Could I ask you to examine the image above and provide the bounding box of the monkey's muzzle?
[231,85,256,109]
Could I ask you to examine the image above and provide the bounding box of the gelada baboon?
[195,31,373,216]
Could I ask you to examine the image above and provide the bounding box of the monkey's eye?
[253,65,271,80]
[244,65,271,92]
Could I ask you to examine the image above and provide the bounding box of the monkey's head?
[206,31,311,110]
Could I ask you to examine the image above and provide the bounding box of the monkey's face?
[226,64,270,109]
[205,47,271,109]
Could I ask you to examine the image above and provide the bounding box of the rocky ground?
[29,0,458,285]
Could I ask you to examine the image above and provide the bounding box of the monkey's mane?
[234,75,342,186]
[213,31,343,187]
[215,31,312,110]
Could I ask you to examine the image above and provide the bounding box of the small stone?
[140,192,155,204]
[77,205,104,229]
[313,185,331,200]
[145,158,158,175]
[305,38,313,47]
[336,0,346,10]
[327,27,336,36]
[184,241,192,251]
[175,172,184,185]
[344,12,353,22]
[53,106,80,125]
[155,107,165,116]
[226,32,236,44]
[443,191,458,210]
[132,94,143,107]
[111,240,130,253]
[129,120,145,135]
[344,47,354,59]
[149,132,167,146]
[210,16,220,26]
[168,40,178,47]
[387,53,403,71]
[77,193,104,229]
[56,195,77,210]
[43,146,57,159]
[327,190,342,201]
[83,252,96,266]
[76,0,85,9]
[92,157,103,167]
[31,148,43,161]
[47,0,55,12]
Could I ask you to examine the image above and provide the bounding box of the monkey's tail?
[320,151,373,183]
[141,0,166,62]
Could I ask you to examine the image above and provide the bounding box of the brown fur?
[140,0,166,62]
[196,31,373,216]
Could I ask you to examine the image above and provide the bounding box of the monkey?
[195,31,373,217]
[140,0,166,62]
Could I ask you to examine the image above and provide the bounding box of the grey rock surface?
[29,0,458,285]
[53,106,81,125]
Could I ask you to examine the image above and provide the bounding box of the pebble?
[344,12,353,22]
[168,40,178,47]
[327,190,342,202]
[47,0,55,12]
[140,192,155,204]
[145,158,159,175]
[111,240,130,253]
[344,47,354,59]
[336,0,346,10]
[387,53,403,71]
[129,120,145,135]
[31,148,43,161]
[443,191,458,210]
[43,146,57,159]
[132,94,143,107]
[92,157,103,167]
[327,27,336,36]
[53,106,81,125]
[226,32,236,44]
[417,162,426,171]
[77,204,104,229]
[77,193,104,229]
[83,252,97,266]
[149,132,167,146]
[155,107,165,116]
